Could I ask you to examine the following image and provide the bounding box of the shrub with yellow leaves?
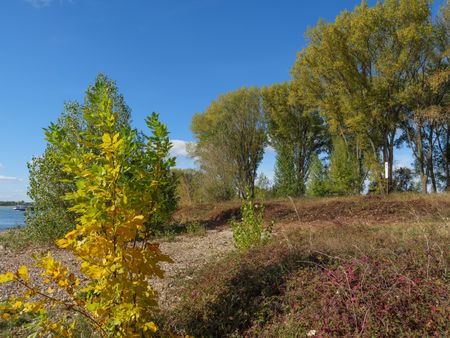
[0,86,175,337]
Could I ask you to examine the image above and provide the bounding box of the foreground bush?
[0,86,174,336]
[162,222,449,337]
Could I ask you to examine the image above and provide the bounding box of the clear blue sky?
[0,0,445,201]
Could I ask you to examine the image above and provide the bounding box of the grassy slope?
[162,193,450,337]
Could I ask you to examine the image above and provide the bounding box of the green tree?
[306,153,330,197]
[328,137,362,195]
[255,173,273,200]
[26,103,81,242]
[400,2,449,193]
[173,168,203,206]
[292,0,434,193]
[262,82,328,197]
[191,87,267,199]
[272,144,299,196]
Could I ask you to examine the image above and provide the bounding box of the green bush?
[186,221,207,237]
[231,199,272,251]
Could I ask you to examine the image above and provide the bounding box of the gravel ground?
[0,228,234,309]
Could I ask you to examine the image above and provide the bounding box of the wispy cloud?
[26,0,73,9]
[171,139,193,157]
[0,175,23,183]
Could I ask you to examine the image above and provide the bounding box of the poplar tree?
[262,82,328,197]
[292,0,434,193]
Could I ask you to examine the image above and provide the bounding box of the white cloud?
[0,175,23,183]
[26,0,73,8]
[265,145,275,153]
[26,0,53,7]
[171,139,193,157]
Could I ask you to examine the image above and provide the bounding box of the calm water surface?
[0,206,26,231]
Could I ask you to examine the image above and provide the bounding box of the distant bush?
[0,227,32,251]
[231,198,272,251]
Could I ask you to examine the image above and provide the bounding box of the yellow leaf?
[143,321,158,332]
[102,133,111,144]
[17,265,29,281]
[65,230,77,240]
[0,272,15,283]
[55,238,69,248]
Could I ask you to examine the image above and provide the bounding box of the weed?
[231,199,272,251]
[0,227,33,251]
[186,221,206,237]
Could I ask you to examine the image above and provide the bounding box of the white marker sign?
[385,161,389,179]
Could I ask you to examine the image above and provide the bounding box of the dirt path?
[154,228,234,308]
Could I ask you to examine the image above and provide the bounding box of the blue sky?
[0,0,445,201]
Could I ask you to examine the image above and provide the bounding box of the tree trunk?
[416,125,428,194]
[388,129,395,194]
[427,127,437,193]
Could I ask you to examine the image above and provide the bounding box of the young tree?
[191,87,267,199]
[26,74,133,240]
[26,74,177,239]
[1,84,175,336]
[306,153,330,197]
[328,137,362,195]
[26,103,81,241]
[272,144,299,197]
[255,173,273,200]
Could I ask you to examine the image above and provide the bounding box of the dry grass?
[160,193,450,337]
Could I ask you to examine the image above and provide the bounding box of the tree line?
[182,0,449,203]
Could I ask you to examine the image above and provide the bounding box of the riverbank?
[1,193,449,336]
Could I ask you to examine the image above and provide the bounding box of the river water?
[0,206,26,231]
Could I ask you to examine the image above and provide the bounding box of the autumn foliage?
[0,87,175,336]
